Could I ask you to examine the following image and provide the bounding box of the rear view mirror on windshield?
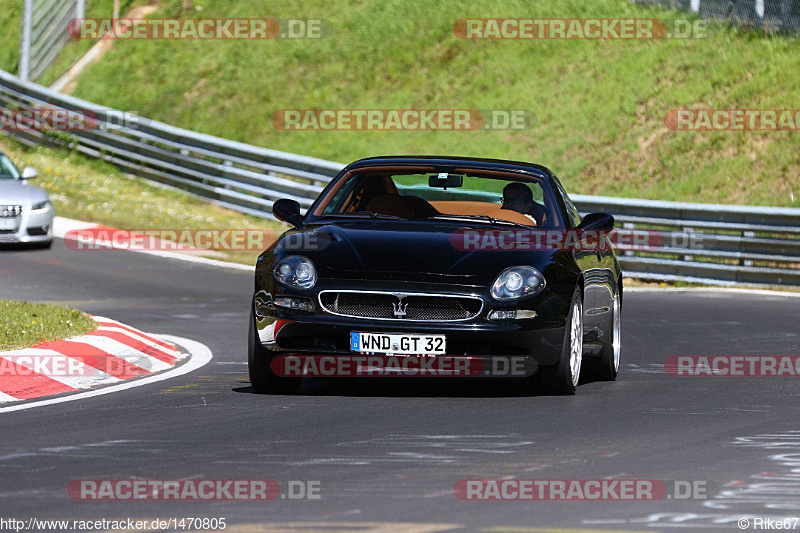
[428,173,463,189]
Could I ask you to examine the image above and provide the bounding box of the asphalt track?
[1,238,799,532]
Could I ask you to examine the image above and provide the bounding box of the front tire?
[594,288,621,381]
[248,309,301,395]
[540,287,583,395]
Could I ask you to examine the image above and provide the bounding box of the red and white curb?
[0,316,210,410]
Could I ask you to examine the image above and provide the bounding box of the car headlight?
[490,266,546,300]
[30,200,52,214]
[273,256,317,290]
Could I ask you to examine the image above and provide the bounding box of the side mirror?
[272,199,304,227]
[576,212,614,231]
[21,166,38,180]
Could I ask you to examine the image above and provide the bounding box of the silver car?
[0,151,54,247]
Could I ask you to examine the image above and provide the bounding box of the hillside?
[6,0,800,207]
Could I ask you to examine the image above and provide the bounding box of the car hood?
[280,221,559,286]
[0,180,49,205]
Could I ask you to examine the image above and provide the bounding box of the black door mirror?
[273,199,304,227]
[576,212,614,231]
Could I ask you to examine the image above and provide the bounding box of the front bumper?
[253,281,571,370]
[0,206,54,244]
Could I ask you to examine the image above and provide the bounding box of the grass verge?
[0,299,97,351]
[0,136,285,266]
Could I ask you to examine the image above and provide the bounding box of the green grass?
[0,136,284,266]
[38,0,799,208]
[0,2,22,74]
[0,299,97,351]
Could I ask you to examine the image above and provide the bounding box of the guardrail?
[0,70,798,287]
[0,70,341,219]
[571,195,800,286]
[632,0,800,34]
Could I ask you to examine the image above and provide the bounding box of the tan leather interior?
[364,194,413,218]
[350,176,399,211]
[431,201,499,215]
[430,201,536,226]
[480,207,537,226]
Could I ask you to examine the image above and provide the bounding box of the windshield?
[0,155,21,180]
[311,167,564,229]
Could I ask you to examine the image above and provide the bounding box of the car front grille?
[318,291,483,322]
[0,205,22,218]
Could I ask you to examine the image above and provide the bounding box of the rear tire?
[248,309,301,395]
[540,287,583,395]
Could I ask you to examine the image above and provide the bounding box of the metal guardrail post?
[19,0,34,81]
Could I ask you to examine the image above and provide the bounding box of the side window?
[552,176,581,228]
[0,155,21,179]
[323,176,359,214]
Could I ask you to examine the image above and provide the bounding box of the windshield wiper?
[319,211,405,220]
[428,214,532,228]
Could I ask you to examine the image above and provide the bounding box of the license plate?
[0,218,18,230]
[351,332,446,355]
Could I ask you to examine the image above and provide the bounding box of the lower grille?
[319,291,483,322]
[27,226,49,236]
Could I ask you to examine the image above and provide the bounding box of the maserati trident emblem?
[392,299,408,318]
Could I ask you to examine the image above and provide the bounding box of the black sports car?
[249,156,622,395]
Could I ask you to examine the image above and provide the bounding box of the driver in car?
[501,182,545,226]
